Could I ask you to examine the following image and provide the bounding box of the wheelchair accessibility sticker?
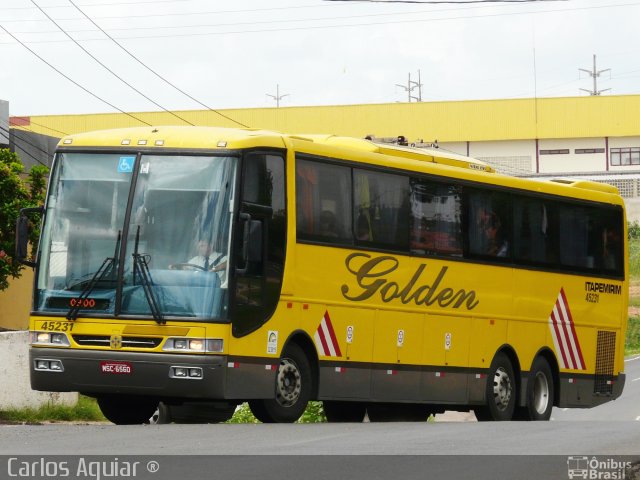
[118,156,135,173]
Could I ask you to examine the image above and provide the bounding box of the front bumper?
[30,347,227,400]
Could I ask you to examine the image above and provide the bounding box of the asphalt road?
[2,358,639,480]
[1,356,639,456]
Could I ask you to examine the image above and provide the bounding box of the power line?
[1,1,341,13]
[1,0,197,9]
[29,0,195,126]
[0,0,532,26]
[3,1,637,43]
[66,0,248,128]
[0,2,343,20]
[22,120,69,137]
[323,0,565,3]
[0,23,153,126]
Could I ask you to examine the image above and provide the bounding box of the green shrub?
[226,401,327,423]
[626,316,640,354]
[0,395,105,423]
[630,237,640,280]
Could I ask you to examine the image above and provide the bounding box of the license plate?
[100,361,133,374]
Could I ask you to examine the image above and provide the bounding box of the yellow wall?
[14,95,640,143]
[0,270,33,330]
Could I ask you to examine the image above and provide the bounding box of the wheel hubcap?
[532,371,550,414]
[275,358,302,407]
[492,367,512,411]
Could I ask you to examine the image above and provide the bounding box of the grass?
[626,316,640,355]
[627,236,640,354]
[630,236,640,280]
[0,395,105,423]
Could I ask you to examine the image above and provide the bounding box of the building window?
[539,149,570,155]
[575,148,605,154]
[610,147,640,166]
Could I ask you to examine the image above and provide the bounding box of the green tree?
[0,149,48,291]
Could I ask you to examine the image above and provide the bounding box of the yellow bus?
[20,126,628,424]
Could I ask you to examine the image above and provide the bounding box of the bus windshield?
[35,152,236,320]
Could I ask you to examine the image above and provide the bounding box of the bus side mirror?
[15,206,44,268]
[236,213,263,275]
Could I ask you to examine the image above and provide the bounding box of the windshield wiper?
[132,226,165,325]
[66,231,121,320]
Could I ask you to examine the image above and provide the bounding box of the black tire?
[522,357,554,421]
[248,343,313,423]
[367,403,430,422]
[323,401,366,422]
[97,395,159,425]
[474,352,516,421]
[147,403,172,424]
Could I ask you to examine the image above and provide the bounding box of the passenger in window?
[603,228,621,270]
[319,210,339,238]
[356,213,371,241]
[476,205,508,257]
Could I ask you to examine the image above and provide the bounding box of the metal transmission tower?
[396,70,423,102]
[579,54,610,96]
[266,84,290,108]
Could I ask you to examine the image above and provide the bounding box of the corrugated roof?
[12,94,640,142]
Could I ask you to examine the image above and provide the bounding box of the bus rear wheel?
[97,395,158,425]
[521,357,554,421]
[249,343,312,423]
[323,401,366,422]
[474,352,516,421]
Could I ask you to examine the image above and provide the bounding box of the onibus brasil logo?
[567,456,633,479]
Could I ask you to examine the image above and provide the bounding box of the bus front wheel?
[249,343,312,423]
[474,352,516,421]
[97,395,159,425]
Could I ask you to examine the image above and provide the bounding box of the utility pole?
[579,54,610,96]
[266,84,290,107]
[395,70,422,102]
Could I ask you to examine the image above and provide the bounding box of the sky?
[1,0,639,117]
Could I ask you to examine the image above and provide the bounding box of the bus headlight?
[163,338,223,353]
[34,359,64,372]
[30,331,70,347]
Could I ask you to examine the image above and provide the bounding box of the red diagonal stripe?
[323,311,342,357]
[550,307,570,369]
[556,298,578,370]
[560,288,586,370]
[316,321,331,356]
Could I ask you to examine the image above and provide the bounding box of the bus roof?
[58,126,622,205]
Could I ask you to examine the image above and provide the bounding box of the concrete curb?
[0,331,77,410]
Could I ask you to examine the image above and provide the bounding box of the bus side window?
[353,169,410,250]
[409,180,462,257]
[513,198,550,264]
[558,205,591,269]
[296,158,352,243]
[467,190,511,259]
